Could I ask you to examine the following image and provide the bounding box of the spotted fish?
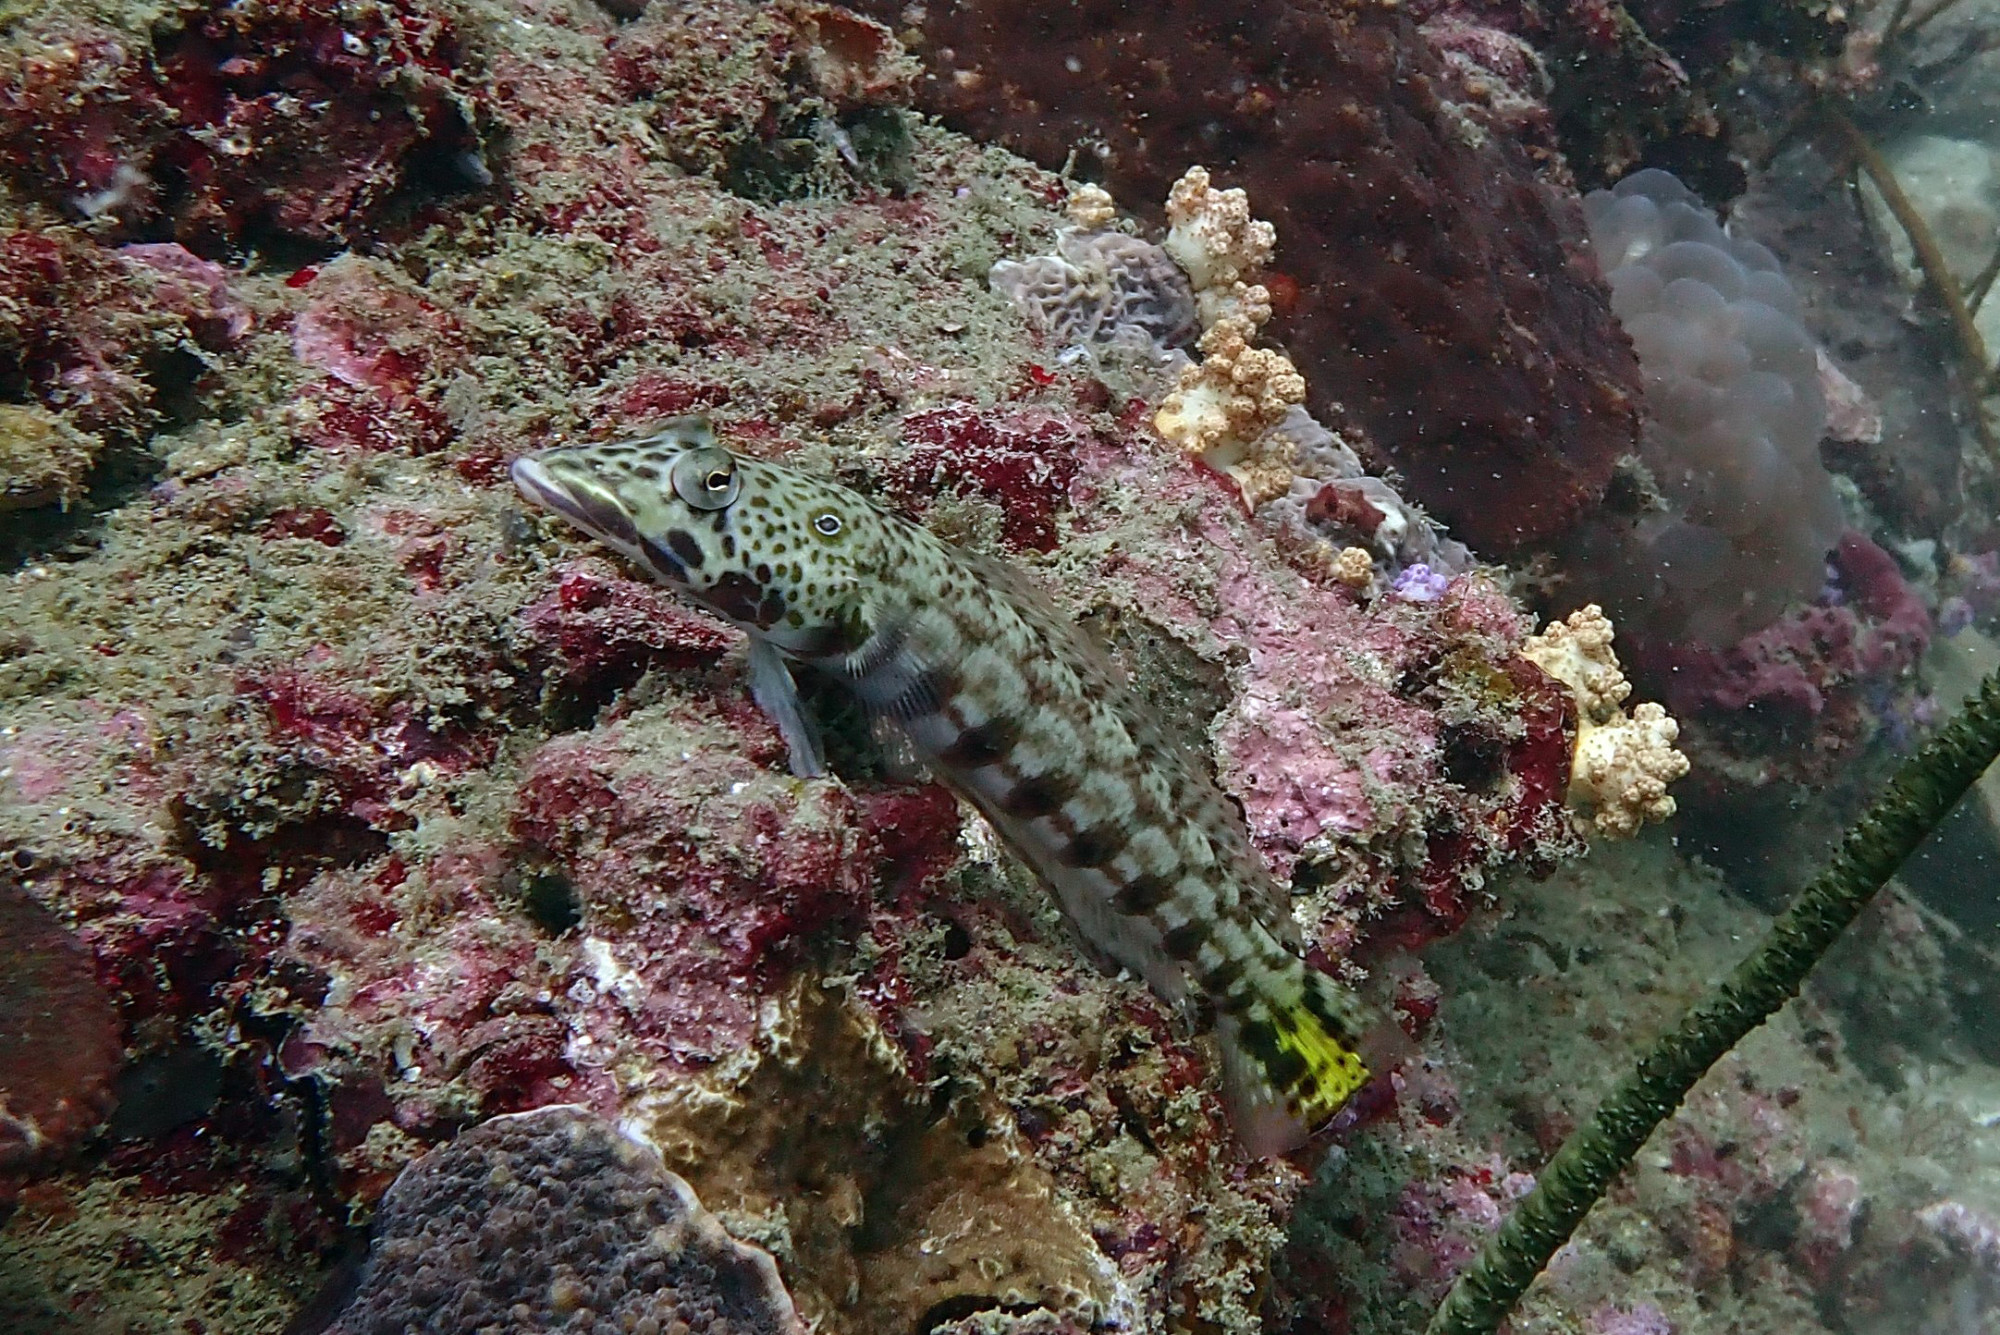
[510,416,1371,1154]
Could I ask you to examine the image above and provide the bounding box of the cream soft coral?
[1522,605,1690,838]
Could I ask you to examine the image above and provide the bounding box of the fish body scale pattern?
[510,419,1369,1150]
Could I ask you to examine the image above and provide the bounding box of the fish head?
[511,416,873,655]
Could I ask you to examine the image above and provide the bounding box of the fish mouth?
[510,455,641,549]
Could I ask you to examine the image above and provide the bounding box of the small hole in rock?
[519,869,582,935]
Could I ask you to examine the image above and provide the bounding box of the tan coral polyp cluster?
[1521,605,1691,839]
[1154,314,1308,505]
[1064,182,1117,230]
[1152,166,1307,508]
[1331,545,1375,590]
[1164,165,1276,298]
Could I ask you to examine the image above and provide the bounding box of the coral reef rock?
[849,0,1647,553]
[0,871,122,1210]
[0,0,487,253]
[0,401,100,512]
[325,1105,804,1335]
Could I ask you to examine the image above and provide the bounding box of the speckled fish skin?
[510,416,1371,1154]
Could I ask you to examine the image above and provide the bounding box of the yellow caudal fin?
[1218,967,1373,1156]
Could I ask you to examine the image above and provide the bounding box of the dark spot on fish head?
[666,528,705,570]
[637,534,688,585]
[702,570,766,624]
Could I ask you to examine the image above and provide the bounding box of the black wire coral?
[1428,663,2000,1335]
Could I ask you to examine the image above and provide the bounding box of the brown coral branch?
[1968,241,2000,316]
[1818,103,1997,460]
[1898,0,1973,44]
[1877,0,1918,51]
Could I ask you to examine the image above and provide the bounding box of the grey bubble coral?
[1575,169,1845,644]
[326,1105,803,1335]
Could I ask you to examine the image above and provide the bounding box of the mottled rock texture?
[0,872,121,1207]
[328,1105,803,1335]
[843,0,1647,554]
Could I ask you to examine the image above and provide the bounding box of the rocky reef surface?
[0,2,1997,1334]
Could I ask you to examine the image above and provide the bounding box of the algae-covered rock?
[0,403,100,512]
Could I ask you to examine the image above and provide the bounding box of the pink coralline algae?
[517,559,735,700]
[1588,1301,1677,1335]
[883,403,1090,554]
[1642,531,1931,792]
[1062,431,1580,951]
[1920,1199,2000,1272]
[0,2,486,253]
[1790,1162,1864,1287]
[510,725,895,1067]
[288,257,464,456]
[240,664,493,834]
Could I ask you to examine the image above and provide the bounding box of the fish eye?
[671,447,740,510]
[812,511,842,537]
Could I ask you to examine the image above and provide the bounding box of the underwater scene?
[3,1,2000,1332]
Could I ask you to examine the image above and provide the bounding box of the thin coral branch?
[1846,166,1889,259]
[1827,106,1985,365]
[1900,0,1973,43]
[1820,103,1998,459]
[1968,241,2000,315]
[1879,0,1918,50]
[1908,27,2000,87]
[1755,108,1815,174]
[1424,665,2000,1335]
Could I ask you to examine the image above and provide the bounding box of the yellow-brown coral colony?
[1149,166,1310,509]
[1522,605,1690,839]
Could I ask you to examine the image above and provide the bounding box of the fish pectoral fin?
[746,637,827,778]
[845,607,953,723]
[868,714,933,783]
